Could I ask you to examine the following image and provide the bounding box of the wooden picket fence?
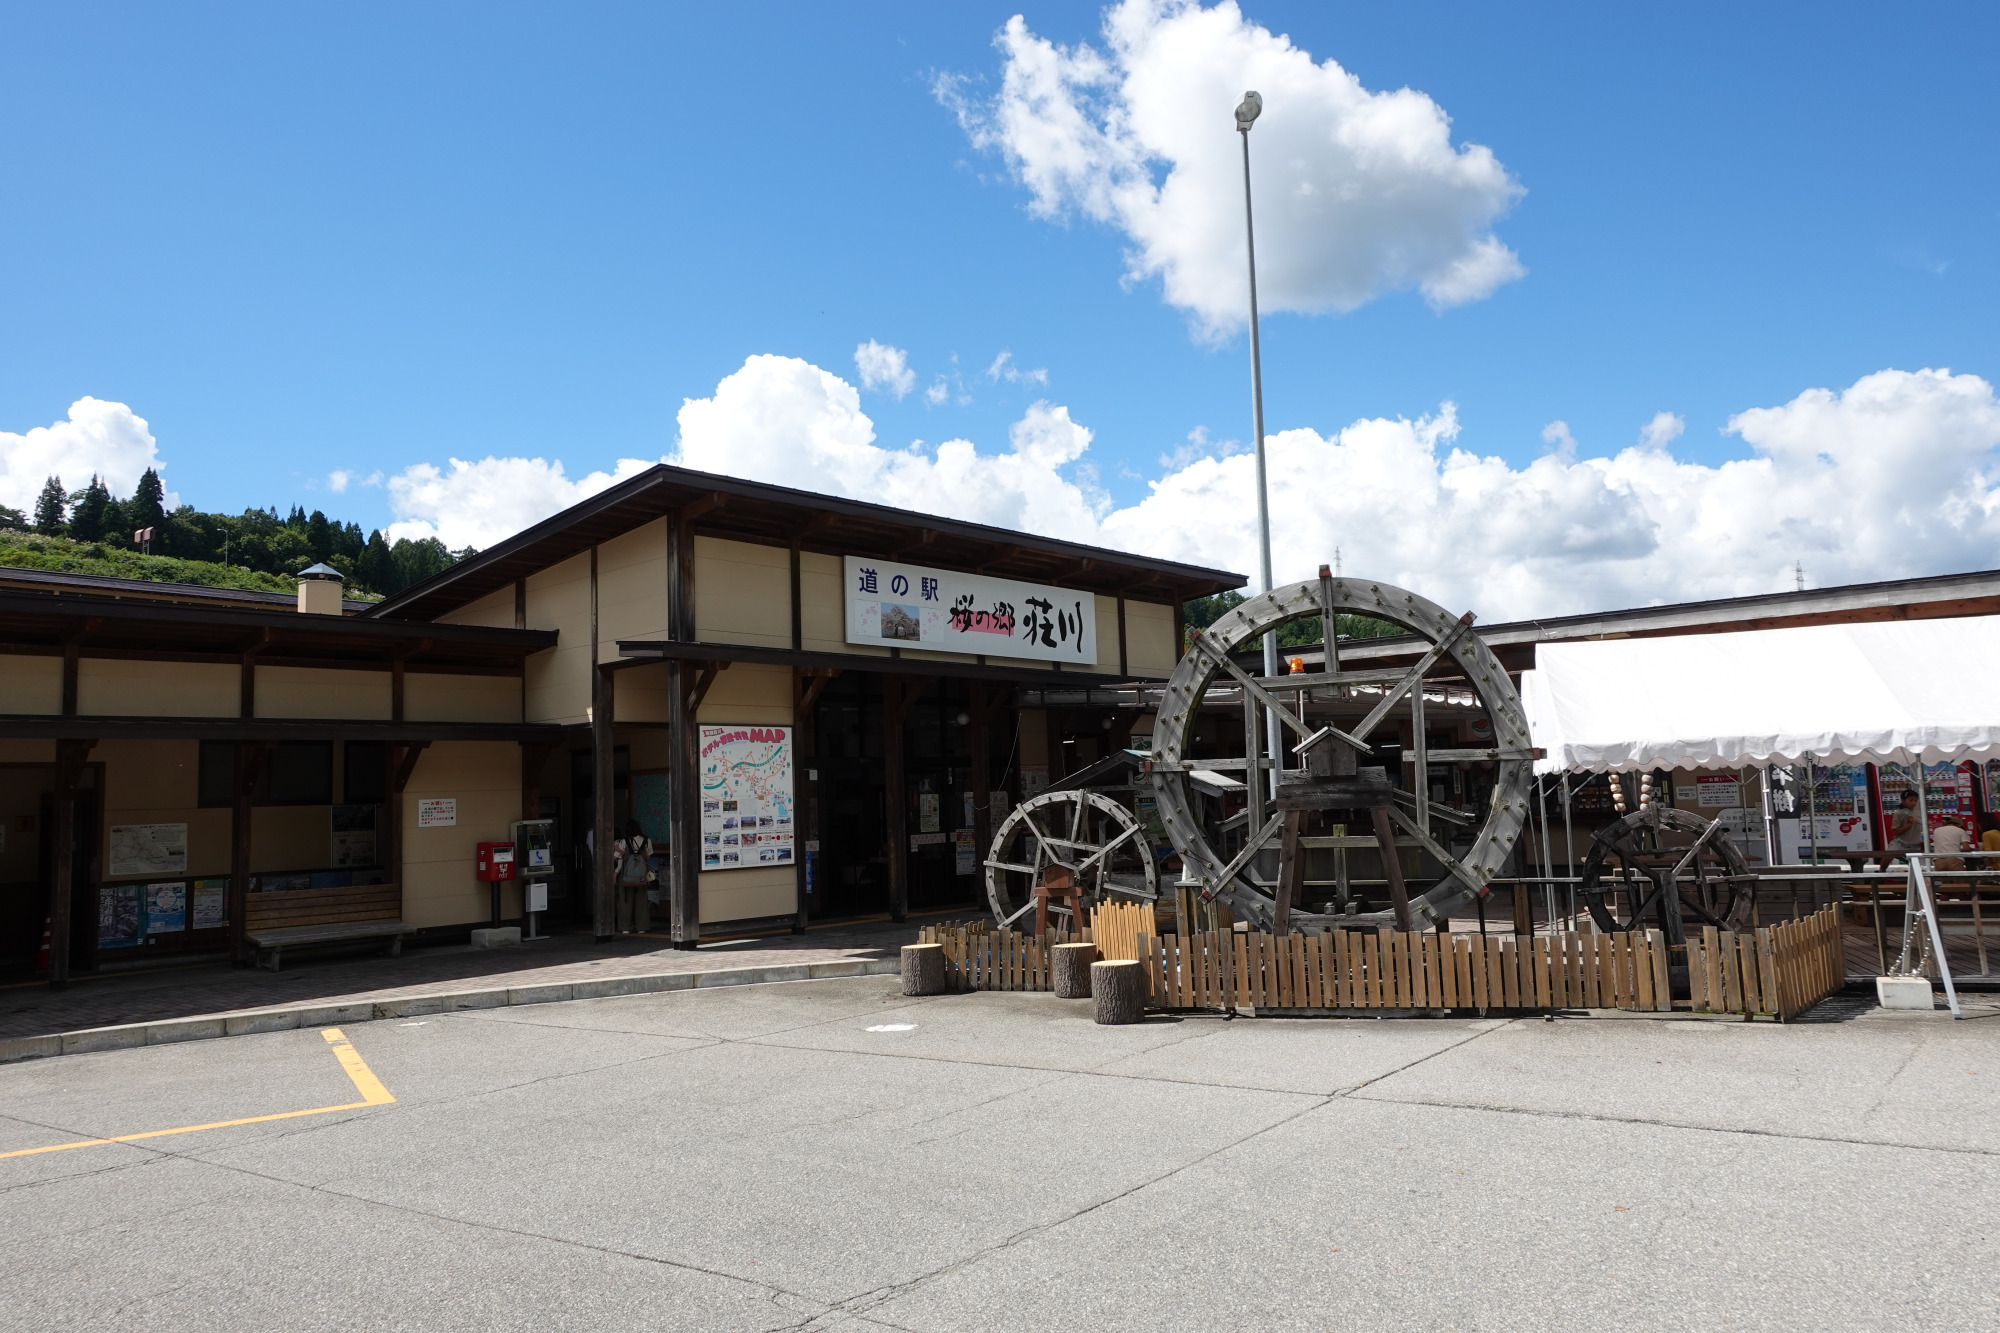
[919,906,1846,1020]
[1087,900,1153,963]
[1684,908,1846,1021]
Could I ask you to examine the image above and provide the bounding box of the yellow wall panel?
[0,655,61,715]
[399,741,522,928]
[695,536,791,648]
[798,550,849,653]
[699,867,795,924]
[524,551,592,724]
[436,584,515,629]
[1125,598,1179,678]
[95,739,232,878]
[597,519,669,662]
[80,659,237,717]
[0,740,54,763]
[404,672,522,723]
[256,666,392,720]
[695,662,792,726]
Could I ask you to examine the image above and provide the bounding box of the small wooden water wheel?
[983,790,1158,933]
[1576,804,1752,938]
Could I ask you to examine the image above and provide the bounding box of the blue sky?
[4,2,1998,616]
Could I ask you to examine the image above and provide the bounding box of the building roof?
[0,563,376,614]
[0,585,555,673]
[1276,567,2000,675]
[364,463,1246,623]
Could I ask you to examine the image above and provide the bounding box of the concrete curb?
[0,956,902,1066]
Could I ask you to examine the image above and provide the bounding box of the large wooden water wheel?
[1144,572,1535,933]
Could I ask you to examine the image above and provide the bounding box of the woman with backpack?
[614,819,655,934]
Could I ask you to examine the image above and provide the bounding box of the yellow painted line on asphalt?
[0,1027,395,1161]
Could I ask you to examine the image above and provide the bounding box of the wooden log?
[901,942,947,996]
[1092,959,1146,1024]
[1052,941,1097,998]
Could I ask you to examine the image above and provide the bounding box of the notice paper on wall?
[145,882,186,934]
[1695,775,1742,808]
[416,798,457,828]
[107,823,187,878]
[699,725,795,871]
[953,829,975,875]
[191,878,229,930]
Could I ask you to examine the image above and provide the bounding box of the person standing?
[614,820,655,934]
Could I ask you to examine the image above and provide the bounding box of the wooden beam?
[239,627,271,719]
[975,544,1021,575]
[59,618,97,717]
[514,578,527,630]
[46,738,94,986]
[667,659,700,947]
[680,492,727,524]
[229,740,274,964]
[392,740,430,793]
[685,661,726,714]
[892,528,938,561]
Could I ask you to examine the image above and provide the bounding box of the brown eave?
[366,464,1245,623]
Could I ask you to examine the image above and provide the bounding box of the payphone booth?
[510,819,556,940]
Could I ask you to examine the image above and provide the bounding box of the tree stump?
[1051,942,1097,998]
[901,943,946,996]
[1091,959,1145,1025]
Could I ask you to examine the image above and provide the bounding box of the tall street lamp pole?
[1236,90,1283,797]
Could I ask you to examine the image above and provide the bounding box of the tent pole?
[1561,772,1575,928]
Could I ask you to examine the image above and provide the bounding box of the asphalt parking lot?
[0,978,1994,1332]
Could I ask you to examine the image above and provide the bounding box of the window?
[343,741,387,805]
[198,741,334,807]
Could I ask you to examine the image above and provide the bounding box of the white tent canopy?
[1520,616,2000,775]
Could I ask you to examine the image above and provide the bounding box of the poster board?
[331,805,378,867]
[699,726,795,871]
[107,823,187,877]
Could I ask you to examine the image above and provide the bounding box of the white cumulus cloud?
[384,455,660,551]
[939,0,1525,333]
[854,340,916,398]
[0,397,171,510]
[673,354,1105,538]
[371,357,2000,625]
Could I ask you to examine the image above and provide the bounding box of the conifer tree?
[68,476,110,541]
[33,476,68,534]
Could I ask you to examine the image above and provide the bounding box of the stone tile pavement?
[0,914,947,1043]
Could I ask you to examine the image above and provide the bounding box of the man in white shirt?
[1932,815,1970,871]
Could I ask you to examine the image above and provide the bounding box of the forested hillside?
[0,467,471,598]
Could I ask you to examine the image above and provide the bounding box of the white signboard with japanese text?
[700,725,795,872]
[416,798,457,828]
[843,557,1097,665]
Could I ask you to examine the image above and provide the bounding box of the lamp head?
[1234,90,1262,130]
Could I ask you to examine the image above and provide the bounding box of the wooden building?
[0,464,1241,979]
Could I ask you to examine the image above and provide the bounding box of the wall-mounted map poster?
[699,726,794,872]
[107,823,187,877]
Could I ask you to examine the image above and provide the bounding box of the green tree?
[32,477,68,534]
[358,530,394,593]
[0,505,27,531]
[68,476,110,541]
[129,469,167,536]
[1182,590,1406,652]
[307,509,332,562]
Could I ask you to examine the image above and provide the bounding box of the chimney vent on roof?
[296,563,344,616]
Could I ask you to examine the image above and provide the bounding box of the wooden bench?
[244,883,411,971]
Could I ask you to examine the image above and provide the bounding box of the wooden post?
[1274,808,1305,935]
[1369,803,1415,933]
[592,663,616,941]
[47,739,92,987]
[790,668,834,935]
[228,741,274,966]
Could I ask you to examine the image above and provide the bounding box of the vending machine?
[1773,763,1873,863]
[1870,760,1976,849]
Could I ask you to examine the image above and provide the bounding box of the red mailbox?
[476,841,516,882]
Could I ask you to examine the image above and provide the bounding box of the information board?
[107,823,187,877]
[699,725,795,871]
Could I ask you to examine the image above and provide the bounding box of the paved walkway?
[0,915,943,1042]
